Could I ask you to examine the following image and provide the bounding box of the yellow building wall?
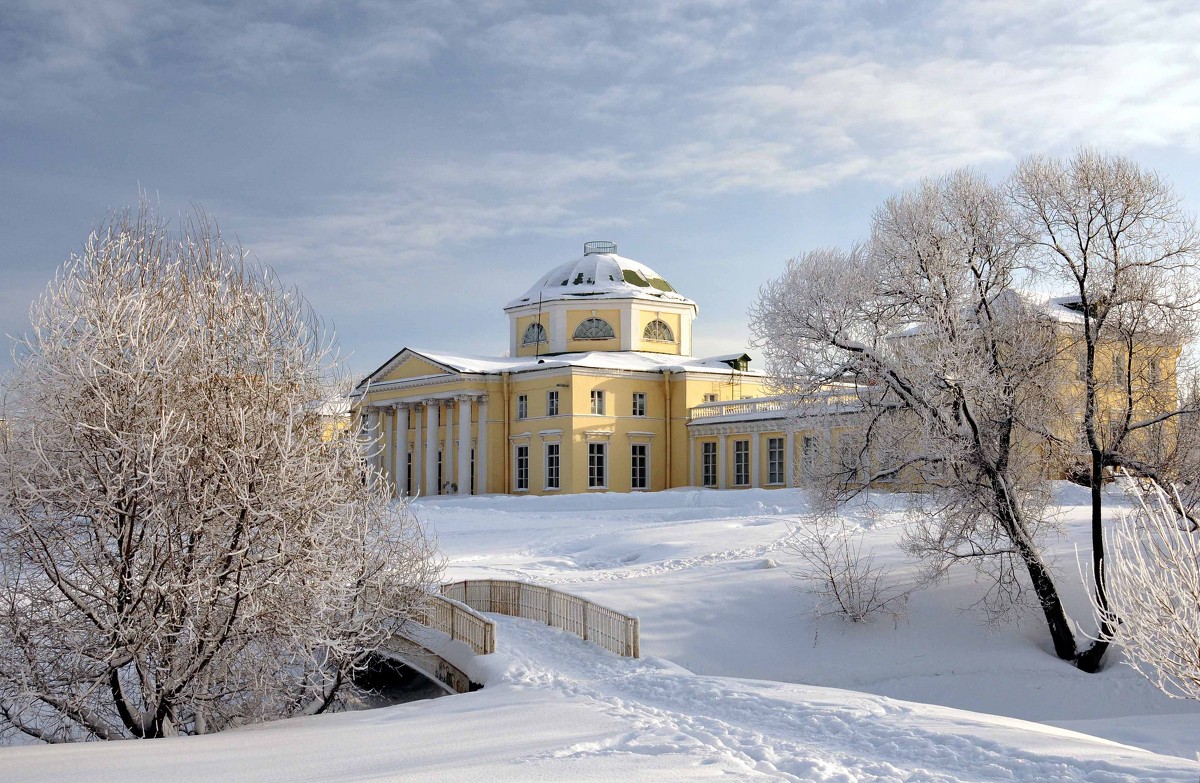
[514,314,551,358]
[633,310,683,355]
[558,374,668,494]
[358,358,789,497]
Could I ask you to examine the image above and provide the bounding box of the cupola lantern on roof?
[584,240,618,255]
[504,242,698,358]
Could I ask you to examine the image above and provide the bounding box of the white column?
[689,434,697,486]
[366,408,382,489]
[396,404,410,496]
[412,404,423,496]
[751,431,761,489]
[785,431,795,488]
[620,306,634,351]
[717,433,728,490]
[551,307,568,353]
[382,407,394,495]
[457,396,471,495]
[477,395,489,494]
[425,402,438,496]
[444,400,455,493]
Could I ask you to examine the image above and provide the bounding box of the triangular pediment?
[382,355,453,382]
[357,348,462,390]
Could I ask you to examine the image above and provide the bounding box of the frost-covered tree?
[751,171,1086,664]
[1102,479,1200,701]
[0,205,440,742]
[755,154,1200,672]
[1010,149,1200,670]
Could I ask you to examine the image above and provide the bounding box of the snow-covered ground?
[4,485,1200,781]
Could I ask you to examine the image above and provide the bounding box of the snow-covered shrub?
[789,519,910,624]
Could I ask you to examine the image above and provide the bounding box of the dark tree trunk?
[993,490,1079,661]
[1075,445,1112,673]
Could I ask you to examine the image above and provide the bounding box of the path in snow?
[482,613,1200,782]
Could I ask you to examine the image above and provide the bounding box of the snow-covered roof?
[505,250,696,310]
[315,395,351,416]
[356,347,762,391]
[416,348,763,376]
[890,290,1085,339]
[1037,295,1087,324]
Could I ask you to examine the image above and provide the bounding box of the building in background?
[351,241,806,496]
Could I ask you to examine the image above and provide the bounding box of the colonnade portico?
[365,394,488,497]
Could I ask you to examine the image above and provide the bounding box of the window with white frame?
[802,435,819,480]
[517,394,528,420]
[588,442,607,488]
[643,319,674,343]
[632,391,646,417]
[515,444,529,491]
[574,317,615,340]
[701,441,717,487]
[546,389,559,417]
[590,389,605,415]
[703,393,718,403]
[733,439,750,486]
[631,443,648,490]
[544,442,560,490]
[522,322,548,346]
[767,437,785,484]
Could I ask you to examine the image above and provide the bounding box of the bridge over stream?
[384,579,641,694]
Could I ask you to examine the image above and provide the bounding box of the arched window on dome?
[522,322,548,346]
[643,319,674,343]
[573,317,615,340]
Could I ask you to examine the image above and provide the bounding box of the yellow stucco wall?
[380,356,448,382]
[634,310,683,355]
[514,314,550,358]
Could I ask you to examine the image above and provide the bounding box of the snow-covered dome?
[505,242,695,310]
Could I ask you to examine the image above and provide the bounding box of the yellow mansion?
[351,241,808,496]
[351,242,1180,497]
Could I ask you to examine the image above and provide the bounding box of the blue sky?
[4,0,1200,377]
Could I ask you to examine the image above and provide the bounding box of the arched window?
[573,317,615,340]
[643,319,674,343]
[522,322,548,346]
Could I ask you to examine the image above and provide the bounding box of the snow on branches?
[0,203,440,742]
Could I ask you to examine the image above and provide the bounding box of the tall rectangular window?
[733,440,750,486]
[544,442,560,490]
[632,391,646,417]
[517,394,528,420]
[515,444,529,491]
[547,389,559,417]
[631,443,648,490]
[590,389,606,415]
[588,442,607,488]
[767,437,784,484]
[802,435,819,480]
[701,442,718,487]
[437,450,444,494]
